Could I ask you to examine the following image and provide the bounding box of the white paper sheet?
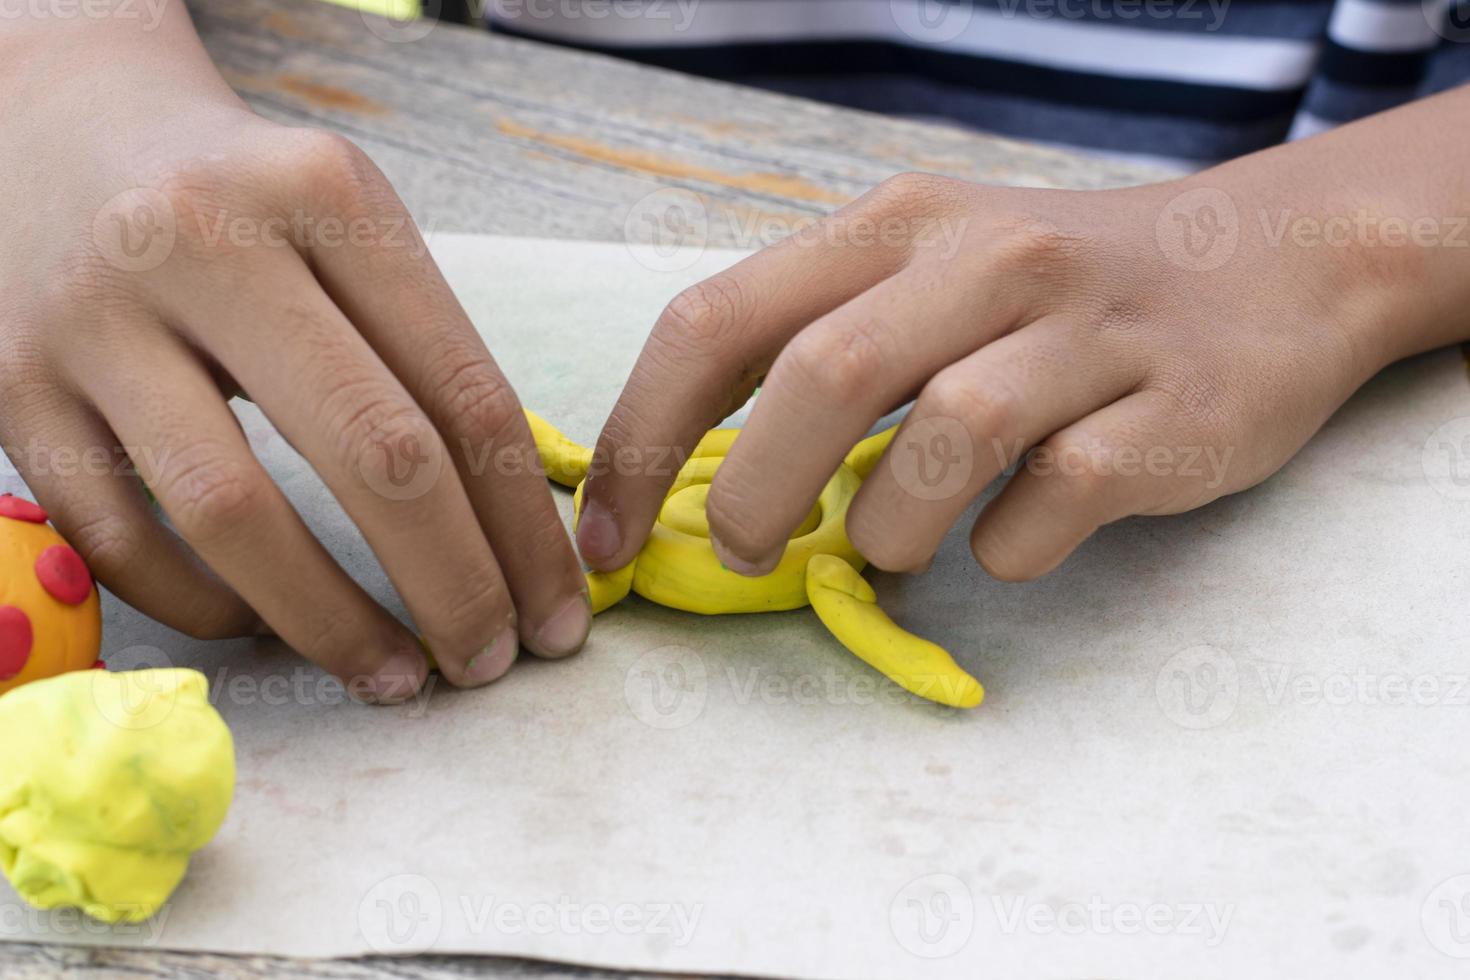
[3,233,1470,980]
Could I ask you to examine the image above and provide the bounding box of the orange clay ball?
[0,494,102,696]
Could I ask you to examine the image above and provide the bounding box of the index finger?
[577,192,915,571]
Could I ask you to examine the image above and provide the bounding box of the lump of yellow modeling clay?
[0,668,235,923]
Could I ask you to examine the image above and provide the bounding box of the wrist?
[1172,171,1463,378]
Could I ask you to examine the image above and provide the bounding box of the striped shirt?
[486,0,1470,168]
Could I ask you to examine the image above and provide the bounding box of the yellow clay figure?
[0,668,235,923]
[525,410,984,709]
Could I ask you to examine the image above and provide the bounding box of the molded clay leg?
[524,410,593,488]
[843,426,898,479]
[805,554,984,709]
[587,563,636,614]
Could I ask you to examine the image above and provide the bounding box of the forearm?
[1190,84,1470,370]
[1,0,245,160]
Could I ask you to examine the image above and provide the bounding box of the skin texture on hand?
[578,85,1470,584]
[0,4,591,701]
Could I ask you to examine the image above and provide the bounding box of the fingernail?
[710,533,778,578]
[365,648,427,704]
[577,497,621,565]
[531,592,592,658]
[463,627,518,686]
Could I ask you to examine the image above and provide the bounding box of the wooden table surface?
[3,0,1166,975]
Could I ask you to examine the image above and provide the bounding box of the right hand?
[0,8,591,701]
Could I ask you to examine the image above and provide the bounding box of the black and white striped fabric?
[486,0,1470,167]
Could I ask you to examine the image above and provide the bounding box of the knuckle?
[341,399,440,484]
[871,172,962,212]
[921,372,1016,438]
[1149,367,1236,432]
[970,531,1040,583]
[431,561,510,649]
[301,606,374,672]
[65,511,141,574]
[848,518,930,574]
[435,357,521,445]
[0,331,55,409]
[705,470,776,557]
[160,450,267,545]
[285,129,385,206]
[782,321,886,407]
[654,274,750,354]
[177,606,255,642]
[987,213,1091,278]
[1038,431,1110,502]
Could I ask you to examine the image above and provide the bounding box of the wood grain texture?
[2,0,1165,975]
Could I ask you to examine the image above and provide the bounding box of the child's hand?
[0,11,590,699]
[578,91,1470,581]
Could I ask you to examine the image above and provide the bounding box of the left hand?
[574,101,1469,581]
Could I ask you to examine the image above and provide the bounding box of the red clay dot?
[0,606,33,681]
[91,660,107,671]
[0,494,47,524]
[36,545,93,606]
